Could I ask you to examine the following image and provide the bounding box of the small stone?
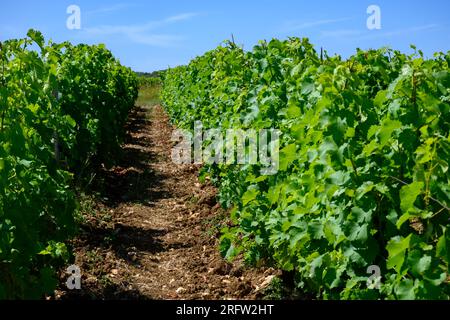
[201,289,210,297]
[176,287,186,294]
[258,275,275,290]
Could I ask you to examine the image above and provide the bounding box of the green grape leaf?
[279,144,297,171]
[242,185,259,205]
[395,279,416,300]
[387,235,411,272]
[400,181,423,213]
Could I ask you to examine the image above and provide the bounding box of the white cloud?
[281,18,350,32]
[127,33,184,46]
[85,3,136,16]
[321,29,364,38]
[320,24,439,41]
[83,12,200,47]
[367,24,439,39]
[164,13,199,23]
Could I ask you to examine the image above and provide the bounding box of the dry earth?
[55,104,279,300]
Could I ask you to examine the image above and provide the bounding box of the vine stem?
[389,175,450,212]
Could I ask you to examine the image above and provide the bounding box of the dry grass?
[136,84,161,106]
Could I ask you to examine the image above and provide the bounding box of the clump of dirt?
[54,104,279,300]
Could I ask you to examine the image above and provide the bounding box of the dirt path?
[56,104,278,300]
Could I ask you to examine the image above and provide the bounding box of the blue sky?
[1,0,449,72]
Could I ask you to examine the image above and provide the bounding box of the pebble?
[176,287,186,294]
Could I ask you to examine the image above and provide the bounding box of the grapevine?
[162,38,450,299]
[0,30,138,299]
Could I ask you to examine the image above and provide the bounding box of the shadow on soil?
[61,105,177,300]
[80,223,192,261]
[93,106,172,207]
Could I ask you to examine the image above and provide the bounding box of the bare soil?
[55,104,279,300]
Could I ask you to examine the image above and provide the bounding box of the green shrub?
[0,30,137,299]
[162,38,450,299]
